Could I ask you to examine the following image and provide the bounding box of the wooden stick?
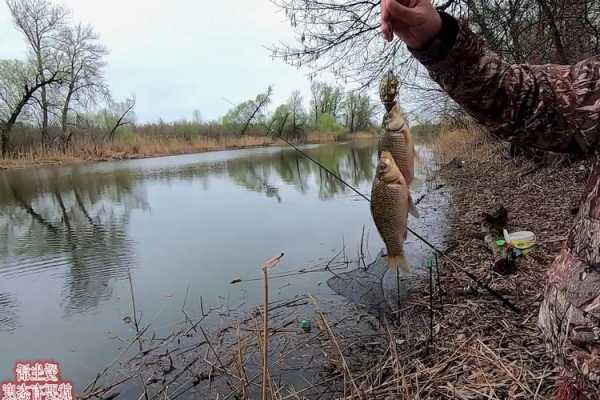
[127,269,143,352]
[261,253,284,400]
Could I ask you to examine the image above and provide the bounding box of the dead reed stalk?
[261,253,285,400]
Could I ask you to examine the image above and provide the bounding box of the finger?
[381,0,391,23]
[386,0,418,23]
[381,21,393,41]
[381,0,394,41]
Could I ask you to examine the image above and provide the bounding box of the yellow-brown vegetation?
[0,131,369,169]
[430,121,496,165]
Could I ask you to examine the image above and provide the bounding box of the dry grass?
[0,131,352,169]
[317,129,593,399]
[430,122,496,165]
[354,127,592,399]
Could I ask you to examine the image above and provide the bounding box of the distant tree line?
[219,82,379,139]
[133,82,379,145]
[0,0,381,159]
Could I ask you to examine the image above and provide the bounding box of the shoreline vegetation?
[89,124,591,399]
[1,0,382,173]
[0,131,377,170]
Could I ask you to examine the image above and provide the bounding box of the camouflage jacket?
[410,12,600,390]
[411,12,599,155]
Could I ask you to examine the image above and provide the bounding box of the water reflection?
[0,292,18,331]
[224,141,376,201]
[0,141,378,329]
[0,169,145,323]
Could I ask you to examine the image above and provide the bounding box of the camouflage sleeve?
[410,12,600,155]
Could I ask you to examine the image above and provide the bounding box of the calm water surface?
[0,141,448,390]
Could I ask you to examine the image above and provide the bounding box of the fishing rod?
[274,133,520,314]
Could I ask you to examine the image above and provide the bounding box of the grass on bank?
[429,121,496,165]
[0,130,376,169]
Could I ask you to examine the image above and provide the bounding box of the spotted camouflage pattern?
[411,12,600,391]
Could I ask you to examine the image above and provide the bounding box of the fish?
[379,104,416,189]
[371,151,417,272]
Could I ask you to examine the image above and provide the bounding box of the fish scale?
[379,104,415,187]
[370,152,410,272]
[379,130,414,187]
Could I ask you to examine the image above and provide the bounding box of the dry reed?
[429,121,496,165]
[0,131,348,169]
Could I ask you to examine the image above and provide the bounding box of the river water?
[0,140,450,391]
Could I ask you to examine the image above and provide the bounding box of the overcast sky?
[0,0,325,123]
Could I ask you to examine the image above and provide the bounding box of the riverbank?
[360,126,590,398]
[80,127,593,399]
[0,131,375,170]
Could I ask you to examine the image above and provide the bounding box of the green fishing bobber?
[300,319,312,333]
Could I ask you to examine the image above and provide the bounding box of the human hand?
[381,0,443,49]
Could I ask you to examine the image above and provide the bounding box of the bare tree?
[103,96,136,141]
[6,0,69,145]
[240,86,273,135]
[0,59,60,157]
[57,23,108,148]
[273,0,600,120]
[288,90,306,138]
[222,86,274,135]
[310,81,343,125]
[192,110,203,124]
[271,0,446,89]
[343,92,376,132]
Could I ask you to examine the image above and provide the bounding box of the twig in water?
[428,256,434,352]
[128,269,143,352]
[236,323,249,399]
[181,286,198,334]
[139,374,149,400]
[309,294,363,399]
[360,225,367,271]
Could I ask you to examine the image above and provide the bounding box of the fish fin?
[387,255,410,273]
[409,195,420,218]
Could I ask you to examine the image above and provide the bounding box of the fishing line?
[275,134,520,314]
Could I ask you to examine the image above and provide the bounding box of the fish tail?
[387,254,410,273]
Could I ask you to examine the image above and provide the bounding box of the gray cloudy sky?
[0,0,321,123]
